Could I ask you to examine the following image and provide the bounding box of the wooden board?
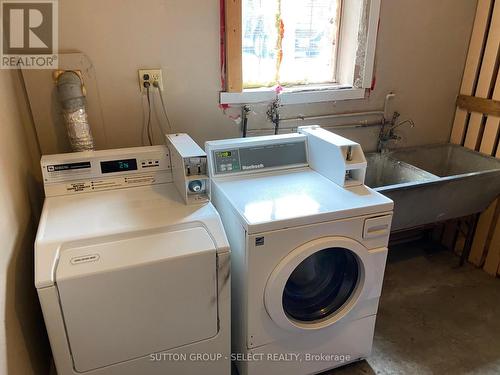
[483,208,500,275]
[479,70,500,154]
[449,0,500,276]
[474,2,500,274]
[454,227,467,255]
[468,200,497,266]
[442,221,459,250]
[450,0,493,144]
[463,0,500,150]
[225,0,243,92]
[457,95,500,117]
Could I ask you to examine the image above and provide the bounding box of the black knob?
[188,180,203,193]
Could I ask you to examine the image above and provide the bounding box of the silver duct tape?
[63,108,95,151]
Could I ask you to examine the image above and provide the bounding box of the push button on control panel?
[214,149,241,174]
[141,159,160,168]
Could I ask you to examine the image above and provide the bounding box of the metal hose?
[56,71,94,151]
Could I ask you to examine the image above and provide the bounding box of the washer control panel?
[213,150,240,174]
[210,140,308,176]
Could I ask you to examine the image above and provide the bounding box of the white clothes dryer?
[35,144,230,375]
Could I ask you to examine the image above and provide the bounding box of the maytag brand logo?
[242,163,264,171]
[1,0,58,69]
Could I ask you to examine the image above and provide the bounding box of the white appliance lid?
[35,183,229,288]
[213,168,393,234]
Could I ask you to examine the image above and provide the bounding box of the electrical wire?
[146,85,153,145]
[140,88,148,146]
[153,82,173,134]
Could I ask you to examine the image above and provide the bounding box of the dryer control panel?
[41,146,171,197]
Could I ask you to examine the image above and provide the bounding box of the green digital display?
[100,159,138,174]
[217,151,232,158]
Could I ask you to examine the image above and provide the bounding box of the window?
[222,0,381,105]
[242,0,340,88]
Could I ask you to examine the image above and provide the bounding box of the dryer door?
[264,237,369,332]
[55,226,218,372]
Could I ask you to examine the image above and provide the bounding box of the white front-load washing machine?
[206,127,393,375]
[35,143,230,375]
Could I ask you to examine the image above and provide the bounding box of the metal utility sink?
[365,154,438,189]
[390,144,500,177]
[366,144,500,231]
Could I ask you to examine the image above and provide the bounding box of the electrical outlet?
[138,69,163,92]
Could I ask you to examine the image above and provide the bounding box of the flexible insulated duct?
[56,71,94,151]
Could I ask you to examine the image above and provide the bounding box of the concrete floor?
[328,241,500,375]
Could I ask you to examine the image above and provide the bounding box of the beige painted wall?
[24,0,477,154]
[0,71,50,374]
[0,1,478,371]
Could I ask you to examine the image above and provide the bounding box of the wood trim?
[361,0,381,88]
[450,0,493,144]
[457,95,500,117]
[332,0,344,82]
[225,0,242,92]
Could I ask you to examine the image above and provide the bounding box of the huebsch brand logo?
[242,163,264,171]
[1,0,58,69]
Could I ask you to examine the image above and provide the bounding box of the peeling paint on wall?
[274,0,284,83]
[354,0,371,88]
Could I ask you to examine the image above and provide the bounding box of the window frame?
[221,0,381,105]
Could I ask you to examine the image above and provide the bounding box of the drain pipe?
[241,105,250,137]
[55,71,94,151]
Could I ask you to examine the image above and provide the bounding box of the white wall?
[0,71,50,374]
[23,0,477,154]
[56,0,235,151]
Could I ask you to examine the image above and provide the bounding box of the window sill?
[220,85,366,105]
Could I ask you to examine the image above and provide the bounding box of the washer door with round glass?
[264,237,369,332]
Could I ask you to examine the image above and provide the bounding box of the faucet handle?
[391,111,401,124]
[388,129,402,140]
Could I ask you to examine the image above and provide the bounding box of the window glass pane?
[280,0,339,85]
[242,0,279,88]
[242,0,340,88]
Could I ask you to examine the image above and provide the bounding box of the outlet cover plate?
[138,69,163,92]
